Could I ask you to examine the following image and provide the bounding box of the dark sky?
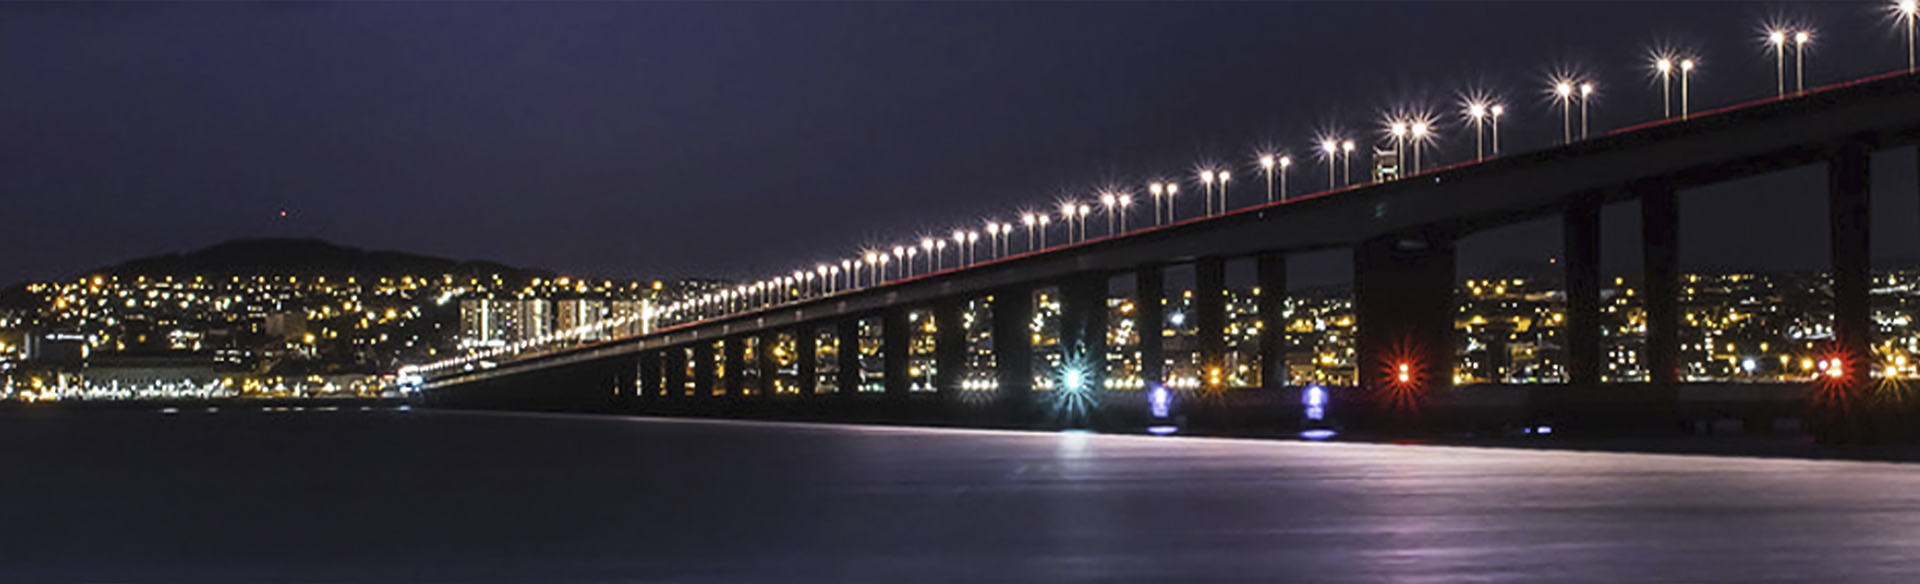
[4,1,1916,290]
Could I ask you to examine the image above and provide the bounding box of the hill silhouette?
[89,238,553,281]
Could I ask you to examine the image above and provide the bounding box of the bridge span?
[419,72,1920,440]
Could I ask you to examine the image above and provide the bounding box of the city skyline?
[8,2,1920,289]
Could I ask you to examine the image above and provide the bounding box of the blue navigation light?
[1063,369,1085,393]
[1304,384,1327,421]
[1147,425,1180,435]
[1535,425,1553,435]
[1148,384,1171,419]
[1300,429,1337,441]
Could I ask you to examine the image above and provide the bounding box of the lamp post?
[1579,83,1594,139]
[966,231,980,264]
[920,239,935,273]
[1118,194,1132,232]
[1020,214,1037,252]
[1655,57,1674,118]
[1259,154,1276,203]
[1680,59,1694,119]
[1554,80,1574,144]
[1059,201,1077,243]
[985,222,1002,258]
[1340,141,1354,186]
[1466,101,1488,159]
[1794,31,1810,92]
[1148,182,1165,225]
[1490,104,1504,155]
[1217,171,1231,212]
[1902,0,1919,70]
[1199,169,1216,216]
[1100,192,1118,236]
[1389,121,1407,174]
[1037,216,1050,248]
[1410,121,1429,174]
[1320,139,1338,191]
[1278,156,1291,201]
[1768,30,1787,96]
[952,230,967,265]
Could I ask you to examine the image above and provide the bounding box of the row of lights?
[409,2,1920,377]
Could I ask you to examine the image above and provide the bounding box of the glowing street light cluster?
[407,3,1920,378]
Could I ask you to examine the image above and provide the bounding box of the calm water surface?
[2,408,1917,583]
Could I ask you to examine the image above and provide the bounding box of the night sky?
[6,2,1919,290]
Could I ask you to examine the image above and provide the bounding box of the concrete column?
[1058,272,1109,394]
[757,332,779,398]
[638,350,663,400]
[1194,257,1228,388]
[990,288,1034,404]
[1137,266,1166,386]
[1564,192,1603,387]
[1640,181,1680,386]
[666,346,690,400]
[795,326,818,399]
[1831,140,1872,391]
[1354,229,1457,394]
[693,342,717,402]
[933,300,966,398]
[883,308,911,399]
[836,319,861,395]
[723,337,744,398]
[1256,253,1289,392]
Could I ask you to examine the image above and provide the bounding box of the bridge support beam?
[883,308,911,400]
[757,331,778,398]
[638,350,664,402]
[693,343,717,404]
[667,347,691,401]
[795,326,817,400]
[1137,267,1165,387]
[1058,272,1109,397]
[1564,192,1604,387]
[933,300,965,399]
[1831,140,1873,392]
[723,337,744,398]
[1257,252,1288,392]
[1195,258,1228,389]
[991,287,1035,415]
[1355,229,1456,400]
[1640,181,1681,387]
[836,319,861,395]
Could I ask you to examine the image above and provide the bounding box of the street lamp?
[1319,139,1339,191]
[1217,171,1231,212]
[1278,156,1291,201]
[1680,59,1695,119]
[1410,121,1430,174]
[1118,194,1132,232]
[1199,169,1216,215]
[1148,182,1165,225]
[1655,57,1674,118]
[1767,30,1787,96]
[1553,79,1575,144]
[1258,154,1277,203]
[1076,204,1091,240]
[1059,201,1077,242]
[1340,141,1354,185]
[920,238,935,272]
[952,230,967,265]
[985,222,1002,258]
[1465,101,1488,159]
[966,231,980,263]
[1794,30,1811,92]
[1020,214,1037,252]
[1389,121,1408,174]
[1037,215,1050,248]
[1490,104,1504,155]
[1578,82,1594,139]
[1100,192,1118,236]
[1900,0,1919,70]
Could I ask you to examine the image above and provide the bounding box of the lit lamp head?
[1199,169,1215,185]
[1259,154,1275,170]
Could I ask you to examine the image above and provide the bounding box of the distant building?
[557,299,608,340]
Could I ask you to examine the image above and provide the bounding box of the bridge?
[416,71,1920,440]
